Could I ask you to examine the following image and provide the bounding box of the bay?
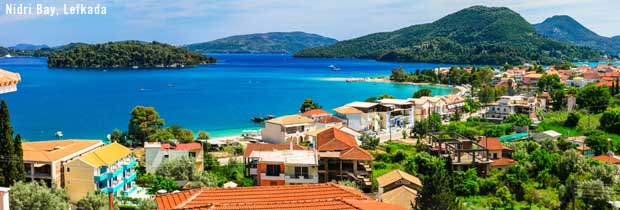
[0,54,458,140]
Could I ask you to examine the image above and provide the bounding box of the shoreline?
[320,77,467,95]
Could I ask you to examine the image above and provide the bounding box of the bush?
[564,112,580,127]
[599,109,620,134]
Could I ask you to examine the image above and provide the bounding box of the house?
[21,139,104,187]
[306,125,363,146]
[479,137,516,170]
[566,94,577,111]
[261,114,314,144]
[443,94,466,115]
[315,127,374,191]
[303,109,345,129]
[144,142,204,173]
[523,73,543,86]
[377,98,415,128]
[408,98,433,121]
[0,69,21,94]
[334,105,366,131]
[428,132,492,175]
[533,130,562,141]
[592,152,620,164]
[301,109,332,120]
[482,95,537,122]
[243,143,309,177]
[155,183,406,210]
[566,136,594,156]
[64,142,137,202]
[376,169,422,209]
[246,148,319,186]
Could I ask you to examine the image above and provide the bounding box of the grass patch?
[539,111,620,141]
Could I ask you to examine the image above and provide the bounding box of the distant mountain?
[185,32,337,54]
[612,36,620,42]
[534,15,620,56]
[295,6,601,65]
[10,43,49,50]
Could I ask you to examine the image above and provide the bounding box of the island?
[47,41,216,68]
[294,6,602,65]
[185,32,337,54]
[534,15,620,56]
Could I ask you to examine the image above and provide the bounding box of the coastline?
[320,77,467,95]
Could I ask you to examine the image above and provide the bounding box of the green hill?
[185,32,337,54]
[48,41,214,68]
[295,6,601,65]
[534,15,620,56]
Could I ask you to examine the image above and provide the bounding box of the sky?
[1,0,619,47]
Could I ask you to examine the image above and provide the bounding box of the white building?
[482,95,537,122]
[261,115,315,144]
[144,142,204,173]
[0,69,20,94]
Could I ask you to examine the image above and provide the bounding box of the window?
[163,155,169,160]
[66,167,70,173]
[294,167,309,178]
[266,165,280,176]
[493,153,498,159]
[189,152,196,158]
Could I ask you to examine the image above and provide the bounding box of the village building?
[243,143,309,178]
[0,69,21,94]
[261,114,314,144]
[481,95,538,122]
[566,136,594,156]
[334,105,366,131]
[315,127,374,191]
[592,152,620,164]
[376,169,422,209]
[246,148,319,186]
[155,183,406,210]
[21,139,104,187]
[64,142,137,202]
[144,142,203,173]
[302,108,344,129]
[428,132,492,175]
[479,137,516,170]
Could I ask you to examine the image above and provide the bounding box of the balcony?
[260,173,285,180]
[249,168,257,175]
[123,159,137,169]
[285,175,318,184]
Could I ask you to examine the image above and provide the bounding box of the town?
[1,61,620,209]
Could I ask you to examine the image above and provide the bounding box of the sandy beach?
[320,77,468,95]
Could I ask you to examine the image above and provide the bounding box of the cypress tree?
[13,134,25,183]
[0,100,23,186]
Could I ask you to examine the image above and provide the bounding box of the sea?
[0,54,462,141]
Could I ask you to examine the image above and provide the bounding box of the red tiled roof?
[155,183,405,210]
[491,157,517,166]
[592,154,620,164]
[243,143,308,157]
[316,127,358,151]
[478,137,506,151]
[161,143,201,151]
[302,109,331,116]
[316,116,343,123]
[340,146,374,161]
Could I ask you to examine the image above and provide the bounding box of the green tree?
[128,106,165,145]
[478,85,496,104]
[390,67,409,82]
[564,112,580,127]
[146,176,180,194]
[359,133,379,150]
[168,125,195,143]
[77,191,119,210]
[9,181,70,210]
[551,89,566,111]
[109,128,123,143]
[0,100,23,186]
[585,130,609,155]
[136,199,158,210]
[377,93,396,100]
[147,129,175,142]
[299,98,321,112]
[414,154,457,210]
[599,109,620,134]
[538,74,562,93]
[576,84,611,113]
[204,152,219,171]
[413,89,432,98]
[505,113,532,127]
[155,156,195,181]
[452,169,479,196]
[197,130,210,140]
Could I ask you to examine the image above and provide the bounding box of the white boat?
[55,131,64,138]
[328,64,341,71]
[3,54,12,58]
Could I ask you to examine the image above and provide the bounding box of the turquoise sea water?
[0,54,458,140]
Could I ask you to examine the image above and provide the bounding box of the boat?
[55,131,64,139]
[251,115,275,123]
[3,54,12,58]
[132,66,139,69]
[328,64,341,71]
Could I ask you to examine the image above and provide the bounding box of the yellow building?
[22,140,104,187]
[65,142,137,202]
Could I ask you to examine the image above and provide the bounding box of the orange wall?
[256,162,285,186]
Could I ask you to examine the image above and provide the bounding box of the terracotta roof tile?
[161,143,201,151]
[479,137,505,151]
[22,140,103,162]
[155,183,405,210]
[340,146,374,161]
[491,157,517,166]
[380,186,418,209]
[243,143,308,158]
[265,115,314,125]
[316,116,343,123]
[333,106,363,114]
[316,127,357,151]
[302,109,331,116]
[592,154,620,164]
[376,170,422,188]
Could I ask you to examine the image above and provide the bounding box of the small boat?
[3,54,12,58]
[55,131,64,139]
[132,66,139,69]
[328,64,341,71]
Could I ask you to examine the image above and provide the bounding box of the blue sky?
[1,0,619,46]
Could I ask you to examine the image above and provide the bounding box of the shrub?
[564,112,580,127]
[599,109,620,134]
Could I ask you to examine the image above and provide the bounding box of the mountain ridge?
[185,32,337,54]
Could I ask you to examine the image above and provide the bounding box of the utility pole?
[109,192,114,210]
